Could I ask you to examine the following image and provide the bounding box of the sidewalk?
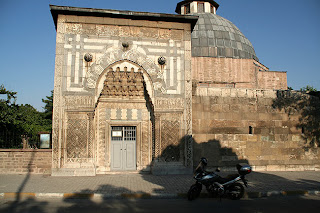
[0,171,319,199]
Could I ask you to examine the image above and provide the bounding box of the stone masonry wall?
[192,57,287,90]
[0,149,52,174]
[258,71,287,90]
[192,87,320,171]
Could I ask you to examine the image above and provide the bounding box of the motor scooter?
[188,157,252,200]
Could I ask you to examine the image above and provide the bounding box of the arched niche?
[85,47,166,99]
[95,60,155,105]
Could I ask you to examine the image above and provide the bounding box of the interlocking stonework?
[160,120,181,161]
[154,98,184,110]
[65,113,94,164]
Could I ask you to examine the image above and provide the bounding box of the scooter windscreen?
[194,161,206,174]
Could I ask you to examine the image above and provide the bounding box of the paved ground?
[0,171,319,199]
[1,195,320,213]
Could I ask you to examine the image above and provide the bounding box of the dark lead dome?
[192,13,258,61]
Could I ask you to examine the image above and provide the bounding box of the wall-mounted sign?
[112,131,122,137]
[40,134,51,149]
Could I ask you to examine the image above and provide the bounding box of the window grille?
[198,3,204,13]
[111,126,136,141]
[185,4,190,14]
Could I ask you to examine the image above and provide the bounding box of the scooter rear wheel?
[228,183,244,200]
[187,184,202,201]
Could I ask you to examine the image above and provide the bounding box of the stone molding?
[85,48,166,96]
[194,87,279,99]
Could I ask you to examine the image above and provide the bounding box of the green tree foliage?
[0,85,52,149]
[287,86,293,90]
[0,84,17,104]
[17,104,52,146]
[273,90,320,148]
[300,85,317,92]
[0,85,18,130]
[42,90,53,120]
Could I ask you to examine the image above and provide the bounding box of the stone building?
[50,0,319,176]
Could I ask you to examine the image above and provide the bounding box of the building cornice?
[50,5,198,30]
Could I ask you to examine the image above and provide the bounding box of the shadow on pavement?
[50,171,320,212]
[56,195,320,213]
[1,198,48,213]
[1,139,319,212]
[246,172,320,193]
[49,138,319,212]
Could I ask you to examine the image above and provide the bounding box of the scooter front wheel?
[187,183,202,201]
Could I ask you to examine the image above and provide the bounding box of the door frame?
[106,121,141,171]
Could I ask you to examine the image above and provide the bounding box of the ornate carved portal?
[95,64,154,172]
[58,61,191,175]
[94,62,188,173]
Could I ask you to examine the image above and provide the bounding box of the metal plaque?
[40,134,51,149]
[112,130,122,137]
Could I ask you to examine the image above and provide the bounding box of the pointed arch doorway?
[94,60,155,173]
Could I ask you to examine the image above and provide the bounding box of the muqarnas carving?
[100,68,145,98]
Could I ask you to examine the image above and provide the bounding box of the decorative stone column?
[153,113,162,161]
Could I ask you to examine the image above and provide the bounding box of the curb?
[1,190,319,200]
[249,190,320,198]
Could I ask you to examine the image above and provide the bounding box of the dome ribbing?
[191,13,258,60]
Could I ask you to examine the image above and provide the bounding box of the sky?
[0,0,319,111]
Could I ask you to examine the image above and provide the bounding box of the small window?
[198,2,204,13]
[249,126,253,134]
[185,4,190,14]
[211,5,215,13]
[301,127,305,134]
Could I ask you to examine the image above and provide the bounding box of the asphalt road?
[1,195,320,213]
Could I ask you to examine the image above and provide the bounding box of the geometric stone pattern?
[106,109,142,121]
[66,119,88,161]
[62,26,185,95]
[65,113,94,164]
[85,47,168,95]
[160,119,181,162]
[185,68,193,168]
[154,114,161,159]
